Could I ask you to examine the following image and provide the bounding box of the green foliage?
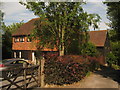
[107,31,120,66]
[111,41,120,65]
[0,10,4,29]
[106,52,117,67]
[0,4,4,60]
[20,2,101,55]
[105,2,120,41]
[44,54,99,85]
[112,64,120,70]
[107,30,120,66]
[2,30,12,59]
[80,42,99,57]
[2,22,24,59]
[105,2,120,66]
[111,41,120,57]
[108,30,117,42]
[2,22,24,33]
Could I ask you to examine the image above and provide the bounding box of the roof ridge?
[89,30,107,32]
[25,18,40,24]
[31,17,40,20]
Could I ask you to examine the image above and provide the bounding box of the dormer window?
[20,37,25,42]
[14,37,19,42]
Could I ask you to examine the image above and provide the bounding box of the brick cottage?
[12,18,110,65]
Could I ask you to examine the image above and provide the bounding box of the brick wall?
[12,36,58,51]
[97,55,106,65]
[12,37,37,50]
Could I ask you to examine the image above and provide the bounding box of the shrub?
[112,64,120,70]
[106,52,117,67]
[81,42,99,57]
[44,54,99,85]
[110,41,120,66]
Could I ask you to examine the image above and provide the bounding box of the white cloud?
[83,2,109,30]
[1,2,109,30]
[1,2,38,25]
[99,22,109,29]
[86,0,105,2]
[2,2,26,16]
[0,0,19,2]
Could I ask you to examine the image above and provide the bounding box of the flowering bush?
[44,54,99,85]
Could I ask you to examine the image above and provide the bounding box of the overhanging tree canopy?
[105,2,120,41]
[105,2,120,66]
[2,22,24,59]
[20,2,101,56]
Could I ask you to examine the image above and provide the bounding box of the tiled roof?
[12,18,108,47]
[88,30,107,47]
[12,18,40,36]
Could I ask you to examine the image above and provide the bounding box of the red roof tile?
[12,18,40,36]
[88,30,107,47]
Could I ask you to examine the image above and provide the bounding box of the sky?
[0,1,109,31]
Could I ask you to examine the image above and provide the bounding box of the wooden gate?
[0,59,44,90]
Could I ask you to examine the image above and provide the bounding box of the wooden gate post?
[41,57,45,87]
[23,62,27,89]
[38,59,41,87]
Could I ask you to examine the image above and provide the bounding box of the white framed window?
[27,38,31,42]
[20,37,25,42]
[14,37,19,42]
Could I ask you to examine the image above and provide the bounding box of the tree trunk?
[58,24,65,56]
[59,27,65,56]
[58,5,66,56]
[59,46,64,56]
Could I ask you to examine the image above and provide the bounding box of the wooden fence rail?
[0,59,45,90]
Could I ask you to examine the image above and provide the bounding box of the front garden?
[43,53,100,85]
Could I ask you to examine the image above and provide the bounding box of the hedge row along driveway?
[44,54,100,85]
[44,66,120,88]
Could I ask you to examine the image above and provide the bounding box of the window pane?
[14,37,19,42]
[27,38,31,42]
[20,37,24,42]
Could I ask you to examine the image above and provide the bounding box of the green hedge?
[44,53,99,85]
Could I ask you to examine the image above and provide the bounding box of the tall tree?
[20,2,101,56]
[105,2,120,65]
[0,3,4,60]
[2,22,24,59]
[105,2,120,41]
[0,10,4,28]
[0,2,4,28]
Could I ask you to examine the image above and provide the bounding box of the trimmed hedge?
[44,53,99,85]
